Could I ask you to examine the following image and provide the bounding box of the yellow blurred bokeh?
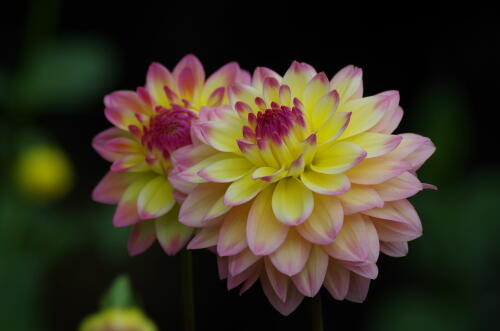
[79,308,158,331]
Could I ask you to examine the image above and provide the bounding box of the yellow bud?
[78,308,158,331]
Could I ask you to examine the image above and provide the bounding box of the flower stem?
[311,294,324,331]
[180,249,195,331]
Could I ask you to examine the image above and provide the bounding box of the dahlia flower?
[92,55,250,256]
[173,62,435,314]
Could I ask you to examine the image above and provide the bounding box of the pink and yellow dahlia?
[92,55,250,256]
[173,62,435,314]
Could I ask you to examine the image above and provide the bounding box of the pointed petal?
[262,77,281,104]
[252,67,282,91]
[128,220,156,256]
[229,84,260,110]
[104,91,147,115]
[217,256,229,279]
[330,65,363,103]
[179,183,229,226]
[337,184,384,215]
[228,248,260,276]
[344,262,378,279]
[296,194,343,245]
[137,176,175,219]
[111,154,149,172]
[224,172,269,206]
[339,91,399,139]
[312,141,367,174]
[282,61,317,99]
[239,263,262,295]
[113,175,153,227]
[155,206,193,255]
[197,106,242,153]
[344,132,402,158]
[261,271,305,316]
[292,245,329,297]
[373,172,423,201]
[347,158,412,185]
[187,226,219,249]
[311,90,340,130]
[202,62,240,103]
[264,258,290,302]
[380,241,408,257]
[92,128,130,162]
[302,72,330,115]
[252,166,285,182]
[227,261,262,290]
[317,111,352,144]
[322,214,379,264]
[173,54,205,93]
[146,62,174,107]
[198,157,253,183]
[324,261,350,300]
[105,107,141,131]
[370,105,403,134]
[301,170,350,196]
[384,133,435,170]
[364,200,422,242]
[247,186,289,255]
[92,171,140,204]
[345,273,370,303]
[217,203,251,256]
[270,229,312,276]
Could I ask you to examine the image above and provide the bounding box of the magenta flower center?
[244,102,305,144]
[141,106,197,159]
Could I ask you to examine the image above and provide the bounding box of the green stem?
[311,294,324,331]
[180,250,195,331]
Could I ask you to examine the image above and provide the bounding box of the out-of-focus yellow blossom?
[15,144,73,201]
[79,308,157,331]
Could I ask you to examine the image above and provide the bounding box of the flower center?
[245,102,306,145]
[142,106,197,159]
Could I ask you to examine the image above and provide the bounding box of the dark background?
[1,1,499,330]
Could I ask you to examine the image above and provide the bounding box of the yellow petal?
[272,177,314,226]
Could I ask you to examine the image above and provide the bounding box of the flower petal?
[364,200,422,242]
[197,106,242,153]
[155,206,193,255]
[291,245,329,297]
[217,203,251,256]
[247,186,289,255]
[179,183,229,227]
[302,73,330,114]
[105,107,141,131]
[262,77,281,104]
[344,132,402,158]
[344,262,378,279]
[272,177,314,225]
[137,176,175,219]
[316,111,351,144]
[252,67,282,91]
[264,258,290,302]
[93,171,140,204]
[345,273,370,303]
[384,133,436,170]
[282,61,317,99]
[228,248,260,276]
[322,214,379,264]
[330,65,363,103]
[373,171,423,201]
[113,175,153,227]
[173,54,205,96]
[224,172,269,206]
[227,261,262,291]
[128,220,156,256]
[346,158,412,185]
[336,184,384,215]
[269,229,312,276]
[187,226,219,249]
[339,91,399,139]
[370,105,403,134]
[296,194,343,245]
[261,270,305,316]
[311,90,340,130]
[312,141,367,174]
[324,261,350,300]
[301,170,350,195]
[201,62,240,104]
[92,128,130,162]
[146,62,174,107]
[198,157,254,183]
[380,241,408,257]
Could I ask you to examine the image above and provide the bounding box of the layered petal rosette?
[92,54,250,256]
[173,62,435,314]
